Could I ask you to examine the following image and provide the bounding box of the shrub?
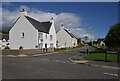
[19,46,23,49]
[5,46,10,49]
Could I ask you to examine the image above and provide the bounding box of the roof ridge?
[25,16,52,34]
[64,29,76,38]
[25,16,41,23]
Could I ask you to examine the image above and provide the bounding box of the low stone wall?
[1,48,55,55]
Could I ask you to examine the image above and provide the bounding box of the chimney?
[20,9,27,17]
[60,24,64,29]
[50,17,54,23]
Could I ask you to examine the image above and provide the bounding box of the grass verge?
[84,53,120,62]
[55,46,85,52]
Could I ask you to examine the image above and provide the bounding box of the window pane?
[39,32,43,39]
[50,35,53,41]
[46,34,47,39]
[50,43,53,47]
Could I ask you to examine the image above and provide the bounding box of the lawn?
[84,52,120,62]
[55,46,85,52]
[83,46,120,62]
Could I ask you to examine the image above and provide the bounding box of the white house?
[0,35,9,49]
[56,25,78,48]
[100,41,105,46]
[9,9,56,49]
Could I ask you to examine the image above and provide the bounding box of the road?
[2,47,119,79]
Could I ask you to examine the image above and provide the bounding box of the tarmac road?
[2,47,119,79]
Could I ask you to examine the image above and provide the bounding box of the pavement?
[69,47,119,70]
[2,46,119,79]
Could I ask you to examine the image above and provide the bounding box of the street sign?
[84,36,88,40]
[40,39,43,42]
[56,40,58,44]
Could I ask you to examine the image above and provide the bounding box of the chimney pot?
[20,9,27,16]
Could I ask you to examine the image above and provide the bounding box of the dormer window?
[21,32,24,38]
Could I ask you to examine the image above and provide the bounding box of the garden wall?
[1,48,55,55]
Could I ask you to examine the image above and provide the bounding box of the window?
[50,43,53,47]
[46,33,47,39]
[39,43,43,48]
[21,32,24,38]
[50,35,53,41]
[39,32,43,39]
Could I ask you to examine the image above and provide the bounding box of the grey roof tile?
[64,29,77,38]
[25,16,52,34]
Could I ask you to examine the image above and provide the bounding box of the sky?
[1,2,118,41]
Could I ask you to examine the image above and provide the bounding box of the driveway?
[2,47,119,79]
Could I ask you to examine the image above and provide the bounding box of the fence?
[105,51,119,63]
[1,48,55,55]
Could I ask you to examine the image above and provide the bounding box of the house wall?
[72,38,78,47]
[57,28,77,48]
[38,21,56,48]
[9,16,38,49]
[49,21,57,48]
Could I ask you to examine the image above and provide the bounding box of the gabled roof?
[25,16,52,34]
[64,29,77,38]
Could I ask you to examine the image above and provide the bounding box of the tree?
[105,23,120,50]
[77,38,81,45]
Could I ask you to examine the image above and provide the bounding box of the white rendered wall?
[9,16,38,49]
[49,21,57,48]
[72,38,78,47]
[39,20,56,48]
[57,28,74,48]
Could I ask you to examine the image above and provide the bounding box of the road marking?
[69,62,77,64]
[61,61,66,63]
[6,55,17,57]
[104,72,118,77]
[18,54,28,57]
[32,52,58,56]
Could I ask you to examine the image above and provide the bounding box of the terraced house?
[9,9,57,49]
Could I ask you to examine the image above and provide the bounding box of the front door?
[45,44,47,52]
[45,44,47,48]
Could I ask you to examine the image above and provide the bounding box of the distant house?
[0,35,9,49]
[97,38,105,46]
[9,9,56,49]
[100,41,105,46]
[56,25,77,48]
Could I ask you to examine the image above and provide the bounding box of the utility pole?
[89,27,94,46]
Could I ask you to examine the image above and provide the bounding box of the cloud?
[2,8,19,29]
[2,5,83,30]
[69,27,95,40]
[0,7,2,29]
[1,5,94,40]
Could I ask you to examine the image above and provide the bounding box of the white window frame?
[50,35,53,41]
[50,43,53,47]
[21,32,24,38]
[39,32,43,39]
[46,33,47,39]
[39,43,43,48]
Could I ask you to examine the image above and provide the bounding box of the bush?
[5,46,10,49]
[19,46,23,49]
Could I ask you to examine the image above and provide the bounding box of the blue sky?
[2,2,118,40]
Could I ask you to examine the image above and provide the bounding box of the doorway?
[45,43,47,52]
